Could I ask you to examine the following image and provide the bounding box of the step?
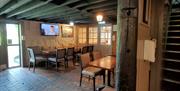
[167,32,180,36]
[165,50,180,53]
[166,43,180,46]
[164,58,180,62]
[163,68,180,73]
[170,20,180,22]
[163,78,180,84]
[170,16,180,20]
[168,30,180,32]
[168,25,180,30]
[166,36,180,39]
[169,25,180,27]
[166,38,180,43]
[171,11,180,15]
[169,20,180,25]
[170,15,180,17]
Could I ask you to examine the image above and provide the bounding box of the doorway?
[6,24,21,68]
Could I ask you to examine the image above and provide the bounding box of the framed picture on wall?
[143,0,151,24]
[61,25,74,37]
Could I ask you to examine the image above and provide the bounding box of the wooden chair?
[88,45,94,53]
[92,51,102,60]
[82,46,88,54]
[66,47,75,67]
[79,53,105,91]
[47,48,67,71]
[27,48,47,72]
[88,45,94,61]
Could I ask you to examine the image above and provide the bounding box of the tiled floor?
[0,65,105,91]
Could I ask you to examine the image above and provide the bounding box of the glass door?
[6,24,21,68]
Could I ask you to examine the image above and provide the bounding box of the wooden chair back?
[92,51,102,60]
[56,49,66,59]
[80,53,91,68]
[27,48,35,62]
[88,45,94,52]
[66,47,74,56]
[82,46,88,54]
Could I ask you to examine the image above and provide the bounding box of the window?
[89,27,98,44]
[78,27,87,44]
[100,26,112,45]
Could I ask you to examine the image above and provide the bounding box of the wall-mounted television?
[40,23,59,36]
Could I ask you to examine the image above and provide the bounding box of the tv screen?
[40,23,59,36]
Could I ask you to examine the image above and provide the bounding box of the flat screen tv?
[40,23,59,36]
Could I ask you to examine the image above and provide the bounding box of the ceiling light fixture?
[96,14,103,22]
[69,21,74,26]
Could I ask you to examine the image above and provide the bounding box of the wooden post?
[116,0,138,91]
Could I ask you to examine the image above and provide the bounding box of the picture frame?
[143,0,150,24]
[61,25,74,37]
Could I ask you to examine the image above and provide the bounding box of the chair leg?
[103,72,106,85]
[79,73,82,86]
[93,77,96,91]
[56,62,58,71]
[33,62,35,72]
[64,60,67,69]
[46,61,48,69]
[28,62,31,70]
[73,58,75,66]
[67,60,69,68]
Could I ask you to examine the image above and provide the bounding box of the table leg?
[107,70,111,86]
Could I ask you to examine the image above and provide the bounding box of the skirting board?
[0,64,7,71]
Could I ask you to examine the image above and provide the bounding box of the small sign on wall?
[144,39,156,62]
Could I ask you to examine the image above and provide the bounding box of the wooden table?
[89,56,116,86]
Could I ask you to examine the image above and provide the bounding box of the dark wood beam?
[7,0,52,18]
[81,1,117,11]
[0,0,11,8]
[71,0,107,8]
[39,10,80,19]
[16,3,57,19]
[116,0,138,91]
[26,6,72,19]
[23,0,80,19]
[0,0,32,15]
[88,6,117,13]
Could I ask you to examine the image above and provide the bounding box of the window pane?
[100,25,112,45]
[88,26,98,44]
[78,27,87,44]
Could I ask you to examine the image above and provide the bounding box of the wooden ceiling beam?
[82,1,117,11]
[0,0,11,8]
[0,0,32,15]
[17,3,56,19]
[48,11,87,20]
[72,0,107,8]
[7,0,52,18]
[89,6,117,13]
[39,10,80,19]
[26,6,72,19]
[21,0,80,19]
